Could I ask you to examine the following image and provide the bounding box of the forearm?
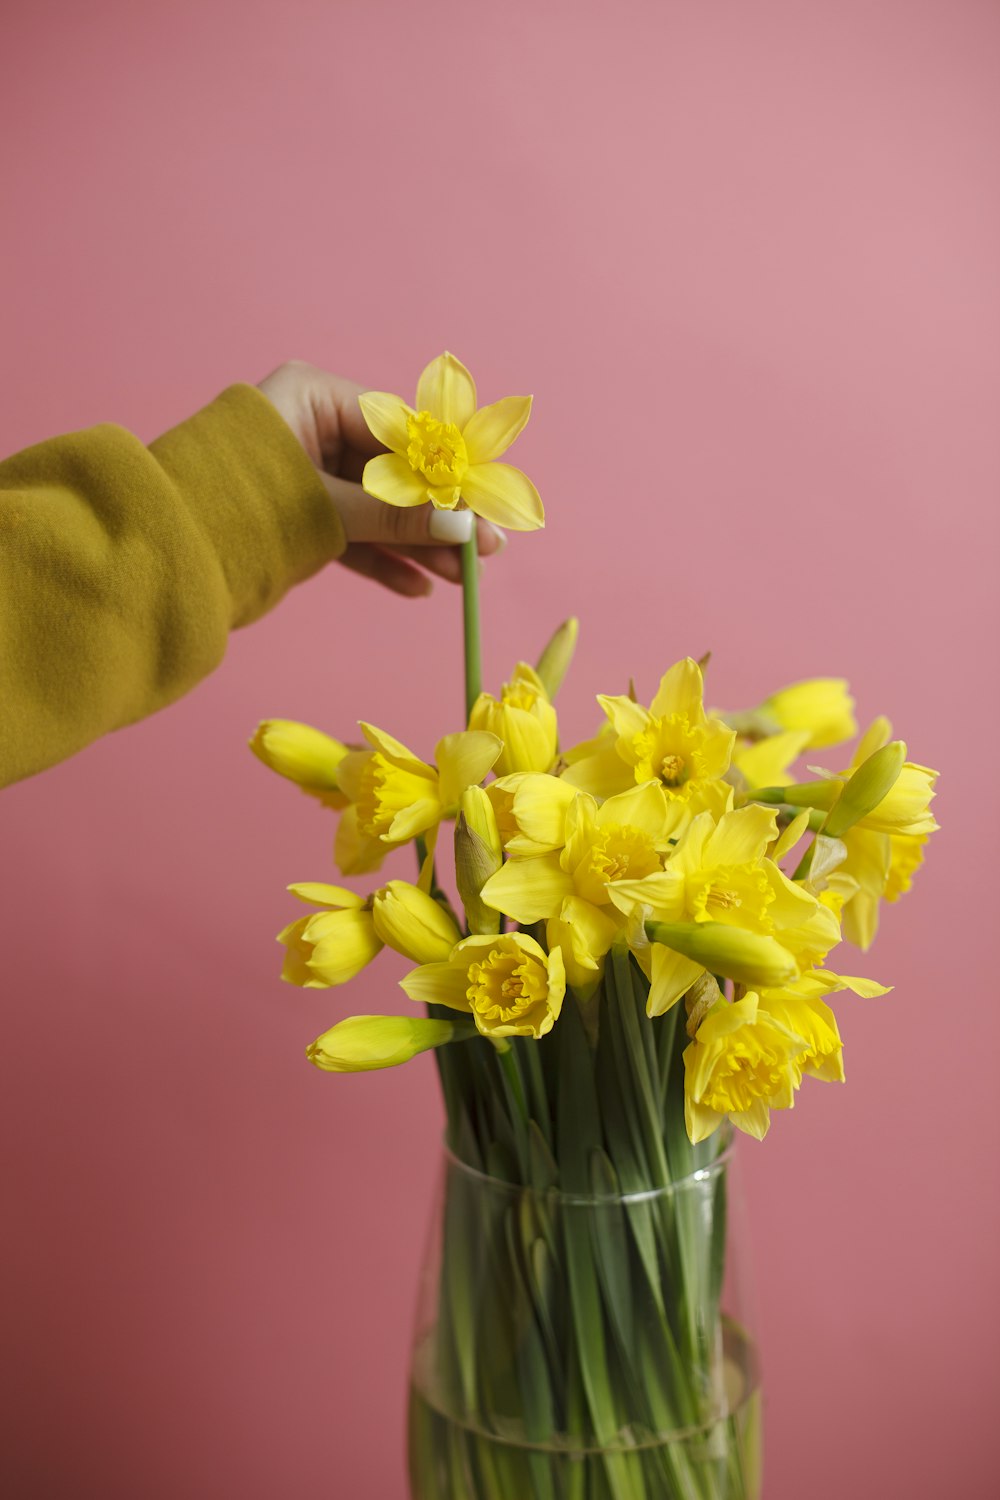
[0,384,344,789]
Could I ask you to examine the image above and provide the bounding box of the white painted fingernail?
[429,509,474,543]
[483,521,507,551]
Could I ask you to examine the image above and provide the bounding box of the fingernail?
[481,520,507,552]
[429,509,474,544]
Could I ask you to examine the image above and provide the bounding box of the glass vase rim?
[440,1127,734,1204]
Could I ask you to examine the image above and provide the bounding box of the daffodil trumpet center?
[689,864,774,927]
[659,753,688,787]
[701,1037,788,1115]
[406,411,469,489]
[574,825,661,905]
[632,715,704,791]
[358,754,435,840]
[467,948,547,1026]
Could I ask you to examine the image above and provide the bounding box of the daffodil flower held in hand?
[358,352,544,532]
[359,352,545,719]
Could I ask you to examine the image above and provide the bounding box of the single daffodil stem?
[460,528,482,722]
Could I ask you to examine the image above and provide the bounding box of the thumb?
[320,473,502,551]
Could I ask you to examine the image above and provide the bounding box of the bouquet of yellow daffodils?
[252,354,938,1500]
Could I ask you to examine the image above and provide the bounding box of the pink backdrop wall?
[3,2,997,1495]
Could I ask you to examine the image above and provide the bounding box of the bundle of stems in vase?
[251,354,939,1499]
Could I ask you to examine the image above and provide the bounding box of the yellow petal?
[462,395,533,463]
[851,716,893,767]
[287,882,364,909]
[334,804,390,876]
[841,889,880,950]
[385,798,442,843]
[480,854,574,924]
[771,810,812,864]
[361,453,428,508]
[885,833,927,902]
[357,391,415,453]
[505,773,576,853]
[650,659,705,721]
[608,869,686,922]
[729,1099,772,1141]
[399,956,473,1013]
[647,944,703,1016]
[596,693,649,745]
[276,916,323,987]
[360,724,434,778]
[734,731,810,789]
[457,930,549,965]
[461,463,544,531]
[596,781,671,842]
[415,352,477,427]
[818,972,892,998]
[558,895,620,966]
[435,731,503,809]
[685,1093,725,1145]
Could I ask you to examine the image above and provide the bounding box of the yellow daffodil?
[371,881,463,964]
[563,659,735,825]
[307,1014,471,1073]
[335,724,502,872]
[684,993,807,1143]
[757,718,939,838]
[481,782,679,986]
[610,804,831,1013]
[469,663,558,776]
[400,933,565,1041]
[842,721,937,837]
[277,884,382,987]
[249,719,350,808]
[358,351,544,530]
[762,678,857,750]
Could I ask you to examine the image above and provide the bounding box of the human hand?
[257,361,506,597]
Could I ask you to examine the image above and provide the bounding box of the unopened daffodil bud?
[823,741,906,838]
[279,884,382,987]
[645,921,798,990]
[371,881,462,964]
[535,617,579,701]
[469,663,557,776]
[455,787,503,935]
[306,1014,470,1073]
[249,720,349,807]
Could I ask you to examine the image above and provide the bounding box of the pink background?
[2,2,998,1495]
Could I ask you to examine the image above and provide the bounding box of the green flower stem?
[461,529,482,722]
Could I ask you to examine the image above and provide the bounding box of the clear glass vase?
[407,1139,762,1500]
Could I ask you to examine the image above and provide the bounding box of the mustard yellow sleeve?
[0,383,346,789]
